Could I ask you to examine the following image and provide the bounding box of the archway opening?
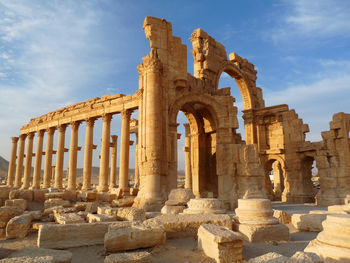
[301,156,317,202]
[264,159,285,201]
[175,102,218,198]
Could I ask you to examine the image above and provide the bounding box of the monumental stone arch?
[5,16,350,212]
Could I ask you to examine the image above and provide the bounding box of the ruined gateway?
[5,16,350,211]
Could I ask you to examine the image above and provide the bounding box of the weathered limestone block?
[33,189,49,203]
[24,210,42,220]
[78,191,97,202]
[9,190,33,201]
[85,201,108,213]
[112,197,135,207]
[286,251,323,263]
[45,192,64,200]
[38,222,113,248]
[161,205,185,214]
[183,198,226,214]
[43,206,64,216]
[273,209,291,225]
[0,206,23,228]
[97,206,113,215]
[0,187,12,199]
[198,224,243,263]
[104,222,166,252]
[44,199,70,209]
[145,212,161,219]
[291,213,326,232]
[116,207,146,221]
[5,199,27,210]
[104,251,151,263]
[0,228,5,239]
[9,247,72,263]
[144,213,232,238]
[96,192,116,202]
[248,252,288,263]
[54,212,85,224]
[327,204,350,214]
[52,207,76,214]
[235,199,289,242]
[0,256,54,263]
[165,188,195,206]
[6,214,32,239]
[305,214,350,262]
[129,188,139,197]
[87,213,116,223]
[74,202,87,211]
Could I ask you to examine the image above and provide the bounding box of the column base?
[97,185,109,193]
[133,196,164,212]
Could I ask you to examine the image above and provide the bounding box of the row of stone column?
[6,110,138,193]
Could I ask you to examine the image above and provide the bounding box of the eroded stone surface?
[9,247,72,263]
[291,213,326,232]
[104,251,151,263]
[6,214,32,239]
[248,252,288,263]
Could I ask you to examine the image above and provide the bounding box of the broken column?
[305,214,350,262]
[234,199,289,242]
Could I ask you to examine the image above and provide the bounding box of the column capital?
[46,127,56,134]
[111,135,118,143]
[121,109,132,119]
[137,48,163,75]
[19,133,27,140]
[27,132,35,139]
[11,137,19,143]
[37,129,45,137]
[57,124,67,132]
[85,117,96,127]
[101,113,112,122]
[70,120,81,128]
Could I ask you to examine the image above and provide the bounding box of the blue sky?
[0,0,349,170]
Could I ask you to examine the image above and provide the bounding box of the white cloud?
[264,59,350,141]
[270,0,350,42]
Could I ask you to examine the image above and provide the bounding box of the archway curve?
[264,155,286,201]
[214,61,254,110]
[169,93,225,128]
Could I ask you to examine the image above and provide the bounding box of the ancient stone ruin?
[1,16,350,263]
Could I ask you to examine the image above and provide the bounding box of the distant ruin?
[5,16,350,211]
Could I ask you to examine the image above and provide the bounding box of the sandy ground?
[0,202,324,262]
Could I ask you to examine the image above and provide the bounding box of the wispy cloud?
[264,59,350,141]
[269,0,350,43]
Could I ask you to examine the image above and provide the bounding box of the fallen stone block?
[97,206,112,215]
[104,251,151,263]
[6,214,32,239]
[0,206,24,228]
[161,205,185,215]
[112,197,135,207]
[8,247,72,263]
[44,199,71,209]
[97,192,116,202]
[116,207,146,221]
[9,190,33,201]
[0,256,54,263]
[248,252,288,263]
[0,186,12,199]
[52,207,76,214]
[74,202,87,211]
[33,189,49,203]
[129,188,139,197]
[165,188,194,206]
[32,222,55,230]
[198,224,243,263]
[291,213,327,232]
[235,223,290,243]
[144,213,232,238]
[85,201,101,213]
[43,206,64,216]
[5,199,27,210]
[45,192,64,200]
[78,191,97,202]
[87,213,116,223]
[54,213,85,224]
[104,222,165,252]
[286,251,322,263]
[24,210,42,220]
[38,222,113,249]
[328,204,350,214]
[0,229,5,239]
[273,209,291,225]
[145,212,161,219]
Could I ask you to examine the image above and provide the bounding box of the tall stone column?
[67,121,81,190]
[82,118,95,191]
[109,135,118,189]
[119,110,132,193]
[14,134,27,188]
[7,137,19,187]
[183,124,192,189]
[43,127,55,188]
[98,114,112,192]
[54,125,67,189]
[31,130,43,189]
[134,134,140,189]
[22,132,35,189]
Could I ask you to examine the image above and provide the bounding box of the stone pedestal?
[183,198,226,214]
[234,199,289,242]
[198,224,243,263]
[305,214,350,262]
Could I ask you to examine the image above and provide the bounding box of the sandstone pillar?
[14,134,27,188]
[134,134,140,189]
[119,110,132,193]
[67,121,81,190]
[43,127,55,188]
[7,137,19,187]
[184,124,192,189]
[54,124,67,189]
[32,130,44,189]
[109,135,118,189]
[98,113,112,192]
[23,132,35,189]
[82,118,95,191]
